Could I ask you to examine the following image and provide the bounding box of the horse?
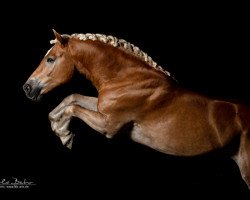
[23,29,250,189]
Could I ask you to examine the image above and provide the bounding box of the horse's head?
[23,30,74,101]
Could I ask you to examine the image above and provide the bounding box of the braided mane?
[51,33,174,78]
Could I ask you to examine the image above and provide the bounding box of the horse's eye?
[47,57,55,63]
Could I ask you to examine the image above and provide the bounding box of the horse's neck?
[69,39,174,90]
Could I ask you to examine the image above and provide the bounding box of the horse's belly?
[131,120,223,156]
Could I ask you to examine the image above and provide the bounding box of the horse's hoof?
[65,133,75,149]
[59,133,74,149]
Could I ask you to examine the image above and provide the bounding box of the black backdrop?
[1,2,249,197]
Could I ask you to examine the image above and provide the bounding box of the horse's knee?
[49,111,55,121]
[49,109,61,121]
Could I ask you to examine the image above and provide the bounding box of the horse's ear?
[52,29,63,43]
[52,29,69,46]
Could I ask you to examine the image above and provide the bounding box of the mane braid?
[59,33,174,79]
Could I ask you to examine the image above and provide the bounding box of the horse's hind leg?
[234,131,250,190]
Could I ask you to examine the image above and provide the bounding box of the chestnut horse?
[23,30,250,189]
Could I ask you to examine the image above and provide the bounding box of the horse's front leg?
[54,105,108,136]
[51,105,108,149]
[49,94,98,149]
[49,93,98,121]
[53,103,127,148]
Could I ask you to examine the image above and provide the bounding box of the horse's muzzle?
[23,83,31,94]
[23,80,42,101]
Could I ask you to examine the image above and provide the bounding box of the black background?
[1,2,249,197]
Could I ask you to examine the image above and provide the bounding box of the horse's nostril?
[23,83,32,94]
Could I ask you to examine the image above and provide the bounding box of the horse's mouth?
[31,93,43,102]
[29,88,43,102]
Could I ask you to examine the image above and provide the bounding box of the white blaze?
[45,47,53,57]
